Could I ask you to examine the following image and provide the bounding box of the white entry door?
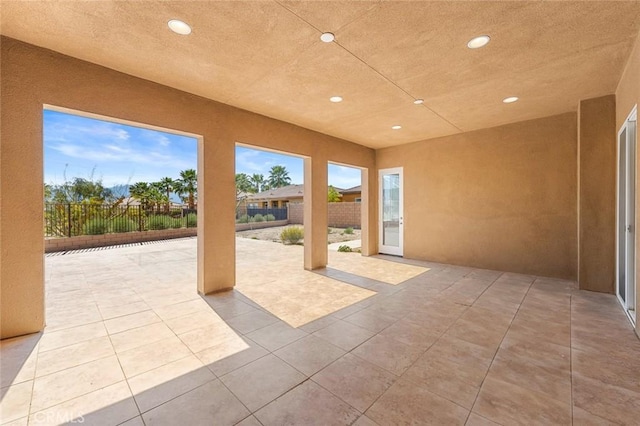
[617,105,637,325]
[379,167,403,256]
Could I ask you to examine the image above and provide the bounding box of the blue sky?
[44,110,361,189]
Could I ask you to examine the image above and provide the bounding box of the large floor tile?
[245,321,307,352]
[35,336,114,378]
[196,337,268,377]
[0,381,33,424]
[30,356,124,412]
[255,380,360,426]
[351,334,424,376]
[312,320,375,351]
[220,354,305,411]
[473,376,571,425]
[128,355,215,413]
[274,335,345,376]
[141,380,249,426]
[29,381,138,426]
[118,336,191,378]
[403,355,486,409]
[366,378,469,425]
[312,353,396,413]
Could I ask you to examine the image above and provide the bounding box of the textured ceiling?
[2,1,640,148]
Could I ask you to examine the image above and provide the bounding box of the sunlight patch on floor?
[327,252,429,285]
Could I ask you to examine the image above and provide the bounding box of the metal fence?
[235,207,288,222]
[45,203,197,238]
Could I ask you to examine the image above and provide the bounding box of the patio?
[1,237,639,425]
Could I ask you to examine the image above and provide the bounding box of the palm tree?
[129,182,152,210]
[156,177,175,212]
[250,173,265,193]
[175,169,197,209]
[267,165,291,189]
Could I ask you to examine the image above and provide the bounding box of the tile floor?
[1,237,640,425]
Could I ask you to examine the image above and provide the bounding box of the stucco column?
[577,95,616,293]
[0,69,45,338]
[197,135,236,294]
[304,156,328,270]
[360,167,377,256]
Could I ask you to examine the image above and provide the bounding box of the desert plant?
[344,227,354,235]
[83,218,108,235]
[265,214,275,221]
[338,245,353,252]
[237,214,249,224]
[186,213,197,228]
[253,214,265,222]
[148,215,171,230]
[280,226,304,245]
[111,216,136,233]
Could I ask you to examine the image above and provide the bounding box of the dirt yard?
[236,225,361,244]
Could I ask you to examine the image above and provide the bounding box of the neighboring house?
[244,184,304,208]
[243,184,355,208]
[340,185,362,203]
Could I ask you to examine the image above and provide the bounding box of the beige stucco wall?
[616,31,640,335]
[577,95,617,293]
[0,37,375,339]
[377,113,578,279]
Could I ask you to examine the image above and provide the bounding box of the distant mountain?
[108,184,130,197]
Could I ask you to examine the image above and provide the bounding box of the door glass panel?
[619,129,627,302]
[382,173,400,247]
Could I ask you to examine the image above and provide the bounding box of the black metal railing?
[235,207,288,223]
[44,203,197,238]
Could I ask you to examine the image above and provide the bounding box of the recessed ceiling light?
[503,96,519,104]
[413,99,424,105]
[168,19,191,35]
[391,125,402,130]
[467,35,490,49]
[320,32,335,43]
[329,96,343,103]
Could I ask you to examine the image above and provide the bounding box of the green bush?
[148,215,171,230]
[338,245,353,252]
[83,218,108,235]
[253,214,265,222]
[186,213,197,228]
[237,214,249,224]
[171,218,184,229]
[280,226,304,245]
[265,214,275,221]
[111,217,136,233]
[344,227,354,235]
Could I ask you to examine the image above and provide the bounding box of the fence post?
[138,206,143,232]
[67,203,72,237]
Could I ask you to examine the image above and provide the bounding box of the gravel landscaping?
[236,225,361,244]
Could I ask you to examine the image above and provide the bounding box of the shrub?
[253,214,265,222]
[328,227,332,234]
[237,214,249,224]
[148,215,171,230]
[83,218,108,235]
[111,217,136,233]
[280,226,304,245]
[171,218,184,229]
[248,216,256,223]
[338,245,353,252]
[186,213,197,228]
[265,214,275,221]
[344,227,354,235]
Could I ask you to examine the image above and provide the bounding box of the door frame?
[616,104,637,326]
[378,167,404,256]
